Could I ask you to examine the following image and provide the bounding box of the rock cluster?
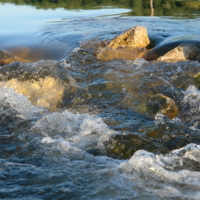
[95,25,200,62]
[1,25,200,65]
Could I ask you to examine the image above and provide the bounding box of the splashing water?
[1,4,200,199]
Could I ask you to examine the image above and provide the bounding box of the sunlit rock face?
[96,26,150,61]
[95,26,200,62]
[0,60,78,111]
[106,26,150,49]
[157,44,200,62]
[0,50,30,66]
[145,40,200,61]
[0,77,66,111]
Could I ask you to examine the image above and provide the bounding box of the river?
[1,0,200,199]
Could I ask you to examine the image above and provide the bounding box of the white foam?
[181,85,200,127]
[171,143,200,162]
[72,47,82,53]
[0,87,44,120]
[154,113,167,125]
[119,143,200,199]
[41,136,82,154]
[31,109,116,152]
[125,58,149,69]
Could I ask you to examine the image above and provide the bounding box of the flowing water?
[1,0,200,199]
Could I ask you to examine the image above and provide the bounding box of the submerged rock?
[104,113,200,159]
[96,47,148,61]
[146,94,179,119]
[8,46,31,58]
[0,77,67,111]
[0,49,30,66]
[157,44,200,62]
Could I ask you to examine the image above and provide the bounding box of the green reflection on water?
[1,0,200,17]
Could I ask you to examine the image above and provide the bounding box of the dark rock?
[144,40,200,61]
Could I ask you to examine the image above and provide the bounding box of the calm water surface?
[0,0,200,60]
[1,1,200,199]
[0,3,132,60]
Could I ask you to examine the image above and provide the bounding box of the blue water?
[1,1,200,199]
[0,3,130,47]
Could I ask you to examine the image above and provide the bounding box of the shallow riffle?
[0,9,200,199]
[0,42,200,198]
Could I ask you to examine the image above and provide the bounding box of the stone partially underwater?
[0,77,66,111]
[147,42,200,62]
[96,26,150,61]
[1,51,200,159]
[1,26,200,65]
[2,23,200,199]
[0,25,200,160]
[0,50,30,66]
[0,60,77,111]
[95,26,200,62]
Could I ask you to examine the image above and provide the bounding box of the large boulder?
[157,43,200,62]
[0,50,30,66]
[106,26,150,49]
[96,26,150,61]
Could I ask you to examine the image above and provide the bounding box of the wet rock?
[96,26,150,61]
[196,54,200,62]
[0,50,30,66]
[146,94,179,119]
[0,77,67,111]
[81,39,110,50]
[107,26,150,49]
[96,47,148,61]
[9,46,31,58]
[105,134,148,159]
[0,50,15,65]
[104,113,200,159]
[157,43,200,62]
[145,40,200,61]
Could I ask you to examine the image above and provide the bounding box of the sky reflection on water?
[0,1,200,61]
